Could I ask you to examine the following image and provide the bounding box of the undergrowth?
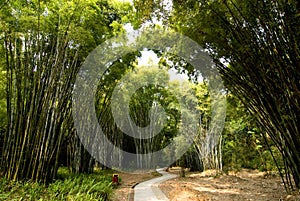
[0,167,114,201]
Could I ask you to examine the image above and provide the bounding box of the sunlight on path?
[134,168,177,201]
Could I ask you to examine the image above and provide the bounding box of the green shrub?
[0,167,114,200]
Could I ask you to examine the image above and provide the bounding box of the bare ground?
[159,168,300,201]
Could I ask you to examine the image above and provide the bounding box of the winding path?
[134,168,177,201]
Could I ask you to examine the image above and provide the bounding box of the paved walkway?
[134,168,177,201]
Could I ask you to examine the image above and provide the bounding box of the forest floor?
[111,167,300,201]
[159,167,300,201]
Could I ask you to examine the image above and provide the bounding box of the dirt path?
[111,171,160,201]
[159,168,300,201]
[134,168,178,201]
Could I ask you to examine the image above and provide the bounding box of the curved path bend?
[134,168,177,201]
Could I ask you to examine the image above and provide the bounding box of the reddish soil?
[159,168,300,201]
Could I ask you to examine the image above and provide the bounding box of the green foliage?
[95,62,183,168]
[222,94,283,173]
[0,167,113,201]
[1,0,296,194]
[0,32,7,137]
[169,0,300,191]
[0,0,134,182]
[0,70,6,135]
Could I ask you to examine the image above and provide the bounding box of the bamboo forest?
[0,0,299,200]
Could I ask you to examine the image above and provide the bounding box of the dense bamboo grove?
[0,0,298,195]
[169,0,300,191]
[0,0,128,182]
[1,18,79,182]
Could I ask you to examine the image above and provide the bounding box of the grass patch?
[0,167,114,200]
